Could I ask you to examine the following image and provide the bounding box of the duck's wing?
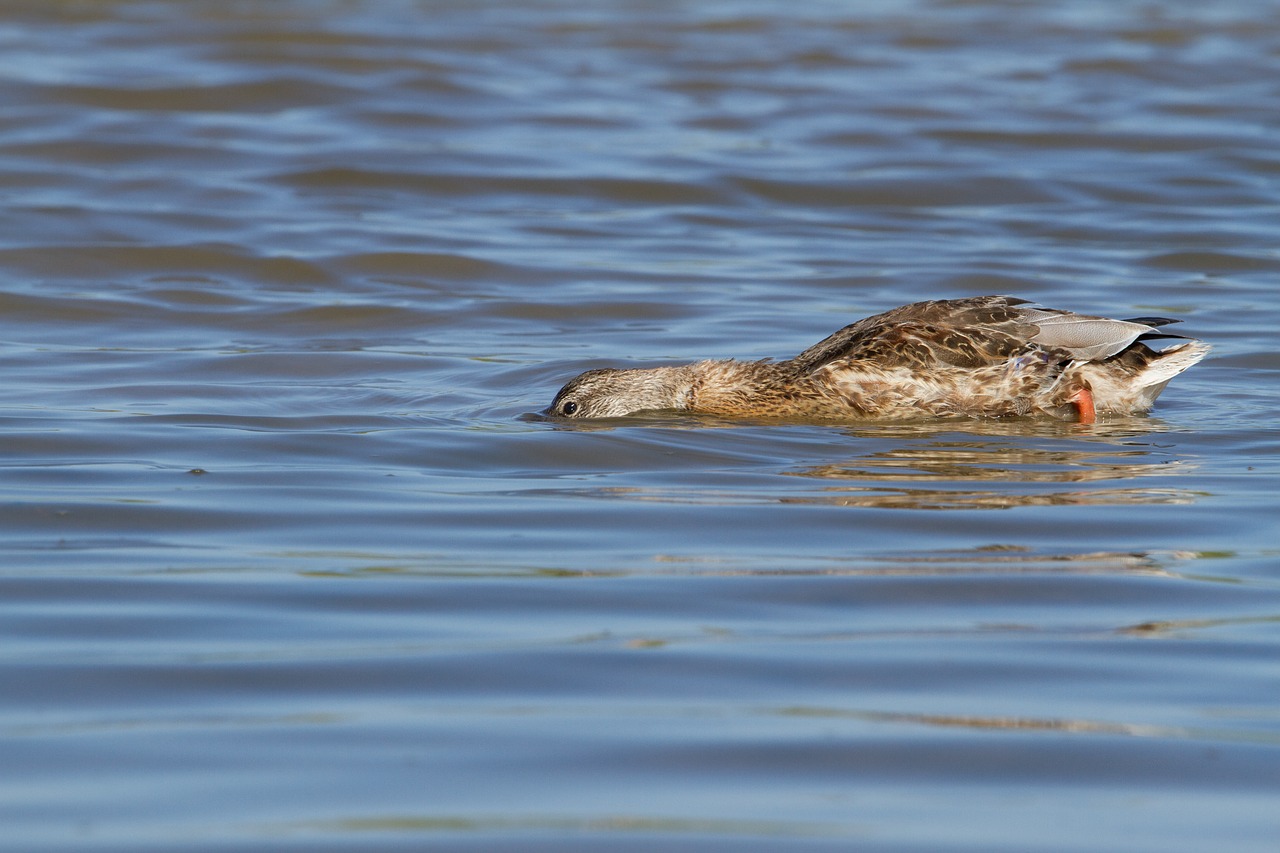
[791,295,1036,371]
[791,295,1185,372]
[1016,306,1186,361]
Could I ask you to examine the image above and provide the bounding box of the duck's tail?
[1136,340,1210,406]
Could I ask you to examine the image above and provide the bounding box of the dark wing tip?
[1122,316,1183,328]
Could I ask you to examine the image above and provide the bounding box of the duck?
[546,295,1209,424]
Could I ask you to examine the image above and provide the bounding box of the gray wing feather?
[1022,309,1174,361]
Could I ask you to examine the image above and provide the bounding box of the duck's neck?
[684,360,797,417]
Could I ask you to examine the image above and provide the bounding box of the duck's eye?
[560,401,579,416]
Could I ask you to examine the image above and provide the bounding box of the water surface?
[2,2,1279,851]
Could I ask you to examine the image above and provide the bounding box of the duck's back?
[790,295,1180,373]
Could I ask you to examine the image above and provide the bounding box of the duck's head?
[547,366,691,419]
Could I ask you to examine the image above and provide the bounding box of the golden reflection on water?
[775,705,1280,745]
[281,813,832,839]
[779,485,1198,510]
[782,428,1201,509]
[555,419,1203,510]
[779,705,1173,736]
[794,442,1186,484]
[645,548,1199,584]
[1120,613,1280,638]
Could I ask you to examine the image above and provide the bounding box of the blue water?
[1,2,1278,850]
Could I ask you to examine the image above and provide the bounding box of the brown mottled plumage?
[547,296,1209,423]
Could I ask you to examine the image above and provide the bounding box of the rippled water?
[3,2,1279,851]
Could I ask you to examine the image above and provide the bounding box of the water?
[2,1,1279,850]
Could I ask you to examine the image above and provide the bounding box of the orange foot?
[1072,387,1096,424]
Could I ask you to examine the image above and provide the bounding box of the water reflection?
[541,482,1199,509]
[778,705,1177,737]
[648,545,1192,579]
[782,427,1202,509]
[774,705,1280,746]
[781,486,1197,509]
[1120,613,1280,638]
[529,418,1203,510]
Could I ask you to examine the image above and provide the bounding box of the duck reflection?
[781,420,1202,510]
[532,412,1202,510]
